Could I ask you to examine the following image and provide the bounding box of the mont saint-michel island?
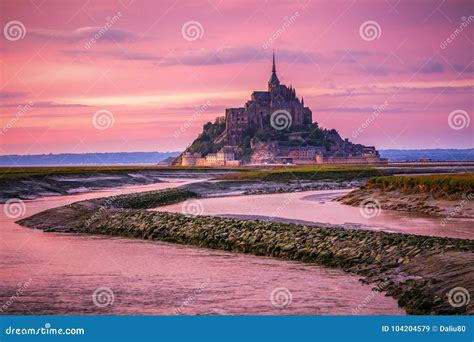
[174,53,385,167]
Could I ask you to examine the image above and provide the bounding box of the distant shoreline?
[0,148,472,166]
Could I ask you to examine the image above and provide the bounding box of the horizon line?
[1,147,474,158]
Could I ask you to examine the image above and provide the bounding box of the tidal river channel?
[1,180,404,315]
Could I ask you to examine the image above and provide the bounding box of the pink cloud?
[0,0,473,154]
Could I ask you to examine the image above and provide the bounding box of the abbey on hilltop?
[225,52,313,146]
[174,53,386,166]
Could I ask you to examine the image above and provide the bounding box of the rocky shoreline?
[18,188,474,315]
[182,179,363,197]
[242,180,363,195]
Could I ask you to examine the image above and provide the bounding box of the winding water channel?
[157,189,474,240]
[0,179,406,315]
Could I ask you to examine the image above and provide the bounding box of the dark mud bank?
[0,170,231,203]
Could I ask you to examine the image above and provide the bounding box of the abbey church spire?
[272,51,276,74]
[268,51,280,90]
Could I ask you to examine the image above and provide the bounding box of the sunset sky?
[0,0,473,155]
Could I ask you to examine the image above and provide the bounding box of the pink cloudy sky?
[0,0,473,155]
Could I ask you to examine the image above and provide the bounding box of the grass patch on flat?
[217,166,387,182]
[366,173,474,195]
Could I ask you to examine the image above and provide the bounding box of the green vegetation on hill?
[366,173,474,195]
[187,118,226,155]
[218,166,387,182]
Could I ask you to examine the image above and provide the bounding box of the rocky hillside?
[173,116,377,164]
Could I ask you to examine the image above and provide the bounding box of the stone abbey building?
[225,53,312,145]
[178,53,385,166]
